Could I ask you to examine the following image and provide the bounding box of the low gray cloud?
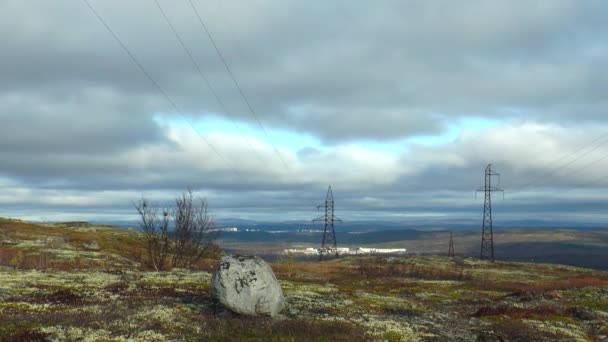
[2,1,608,223]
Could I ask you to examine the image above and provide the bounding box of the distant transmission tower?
[476,164,504,261]
[313,185,342,260]
[448,231,455,257]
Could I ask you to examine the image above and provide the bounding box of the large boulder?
[212,255,285,317]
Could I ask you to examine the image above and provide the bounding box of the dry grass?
[473,304,564,320]
[471,276,608,294]
[202,316,368,341]
[489,320,566,341]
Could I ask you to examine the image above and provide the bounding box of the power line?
[531,151,608,191]
[81,0,240,177]
[562,169,608,193]
[187,0,290,171]
[516,132,608,191]
[215,0,247,67]
[152,0,267,166]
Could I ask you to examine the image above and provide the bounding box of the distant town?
[283,247,407,256]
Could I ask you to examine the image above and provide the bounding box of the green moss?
[574,299,608,312]
[422,291,465,302]
[546,316,578,325]
[0,302,59,312]
[479,315,506,323]
[384,330,404,342]
[0,320,44,340]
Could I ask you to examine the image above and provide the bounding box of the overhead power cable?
[516,132,608,191]
[81,0,240,177]
[557,152,608,182]
[563,168,608,193]
[152,0,267,166]
[187,0,290,170]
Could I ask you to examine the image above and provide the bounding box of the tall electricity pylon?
[313,185,341,260]
[476,164,503,261]
[448,231,455,257]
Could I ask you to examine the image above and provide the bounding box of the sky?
[2,0,608,225]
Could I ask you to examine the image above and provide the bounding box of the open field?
[1,219,608,341]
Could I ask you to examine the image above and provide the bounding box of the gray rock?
[212,255,285,317]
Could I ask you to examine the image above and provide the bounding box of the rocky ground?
[1,218,607,341]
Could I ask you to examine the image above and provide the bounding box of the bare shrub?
[134,189,218,271]
[172,190,216,269]
[134,197,170,271]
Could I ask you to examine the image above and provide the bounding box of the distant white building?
[283,247,319,256]
[351,247,407,255]
[283,247,406,256]
[210,227,238,232]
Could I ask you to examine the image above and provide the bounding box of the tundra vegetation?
[0,218,607,341]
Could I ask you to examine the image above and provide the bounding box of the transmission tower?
[313,185,342,260]
[476,164,504,261]
[448,231,455,257]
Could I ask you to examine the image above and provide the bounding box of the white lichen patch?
[354,291,419,310]
[45,249,102,261]
[330,314,420,342]
[15,239,47,248]
[41,326,113,342]
[280,281,338,295]
[41,326,169,342]
[0,302,57,313]
[415,279,465,286]
[523,319,589,342]
[0,270,115,292]
[284,284,351,319]
[133,304,182,325]
[137,270,211,287]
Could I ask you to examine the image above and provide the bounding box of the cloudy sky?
[2,0,608,225]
